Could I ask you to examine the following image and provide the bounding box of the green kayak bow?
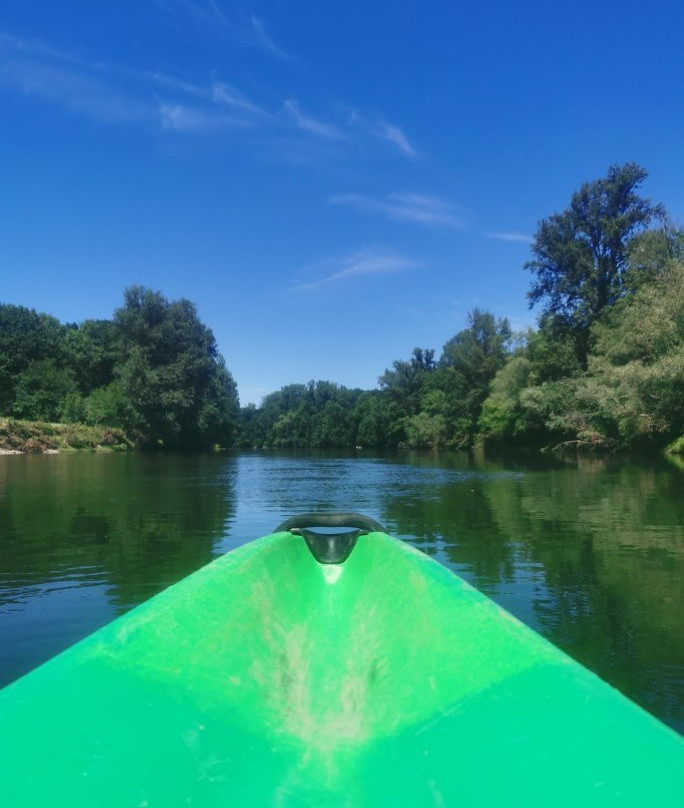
[0,513,682,806]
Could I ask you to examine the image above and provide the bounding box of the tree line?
[0,286,239,449]
[239,163,683,452]
[2,163,682,452]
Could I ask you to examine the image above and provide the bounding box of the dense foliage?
[0,287,239,449]
[525,163,665,366]
[238,164,682,452]
[2,164,682,453]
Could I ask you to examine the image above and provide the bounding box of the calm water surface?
[0,450,682,733]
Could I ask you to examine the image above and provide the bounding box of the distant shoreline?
[0,419,133,454]
[1,417,681,460]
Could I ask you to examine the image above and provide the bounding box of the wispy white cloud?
[296,247,419,290]
[0,30,415,162]
[147,70,206,98]
[250,15,290,60]
[0,31,76,64]
[375,121,416,157]
[331,192,463,228]
[487,231,534,243]
[0,33,267,133]
[211,79,267,117]
[149,71,268,124]
[0,34,155,124]
[348,110,417,157]
[150,2,291,60]
[205,0,227,23]
[159,102,203,130]
[157,100,253,131]
[283,99,344,139]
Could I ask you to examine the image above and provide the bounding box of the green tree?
[487,257,684,450]
[478,355,535,441]
[525,325,582,383]
[578,257,684,445]
[0,305,65,413]
[624,223,684,293]
[62,319,120,394]
[437,309,512,445]
[353,391,395,448]
[114,286,239,448]
[440,309,511,375]
[526,163,664,365]
[12,359,79,422]
[404,411,447,448]
[236,403,262,448]
[312,400,354,447]
[84,382,127,426]
[378,348,436,444]
[377,348,437,447]
[257,384,312,447]
[251,381,366,448]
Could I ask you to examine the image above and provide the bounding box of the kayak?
[0,512,681,806]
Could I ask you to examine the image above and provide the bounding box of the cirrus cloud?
[295,247,420,290]
[330,192,463,228]
[487,231,534,243]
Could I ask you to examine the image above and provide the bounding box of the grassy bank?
[0,419,133,454]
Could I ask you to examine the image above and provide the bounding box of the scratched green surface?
[0,530,682,806]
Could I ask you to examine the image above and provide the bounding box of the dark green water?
[1,450,682,733]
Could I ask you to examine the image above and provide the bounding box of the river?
[0,449,682,733]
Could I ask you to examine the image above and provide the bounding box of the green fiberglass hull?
[1,526,682,806]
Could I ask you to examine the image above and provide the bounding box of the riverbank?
[0,419,133,454]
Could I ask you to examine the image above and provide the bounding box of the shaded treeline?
[2,163,682,452]
[241,164,683,451]
[237,317,512,450]
[0,287,239,449]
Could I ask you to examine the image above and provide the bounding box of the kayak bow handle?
[275,512,385,565]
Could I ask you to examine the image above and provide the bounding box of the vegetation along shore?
[0,419,132,454]
[1,163,682,455]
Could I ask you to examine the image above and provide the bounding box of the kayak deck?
[0,527,682,806]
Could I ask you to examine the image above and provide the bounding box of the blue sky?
[1,0,682,405]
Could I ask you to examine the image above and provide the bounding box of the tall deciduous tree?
[114,286,239,448]
[436,309,512,445]
[440,309,511,381]
[526,163,664,365]
[379,348,436,416]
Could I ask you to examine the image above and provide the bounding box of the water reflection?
[0,453,235,683]
[0,449,681,733]
[381,452,684,733]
